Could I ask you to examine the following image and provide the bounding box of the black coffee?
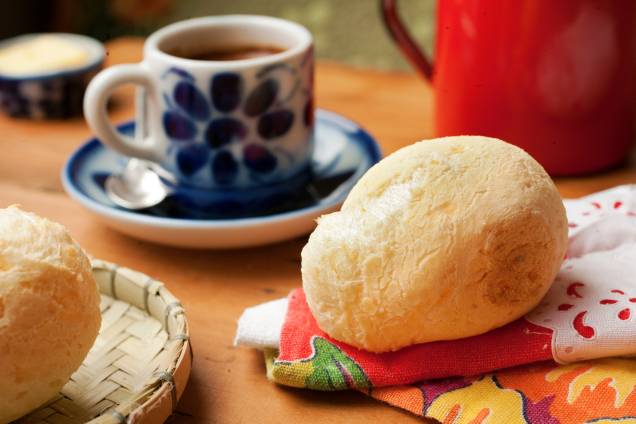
[172,45,286,61]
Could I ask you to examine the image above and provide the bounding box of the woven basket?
[18,259,192,424]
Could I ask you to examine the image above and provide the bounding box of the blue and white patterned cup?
[84,16,314,209]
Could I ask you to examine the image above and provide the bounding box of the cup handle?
[84,63,164,162]
[380,0,434,80]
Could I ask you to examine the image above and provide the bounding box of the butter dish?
[0,33,104,119]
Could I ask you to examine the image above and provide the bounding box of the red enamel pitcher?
[381,0,636,176]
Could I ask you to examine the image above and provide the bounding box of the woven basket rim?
[90,258,192,424]
[19,258,192,424]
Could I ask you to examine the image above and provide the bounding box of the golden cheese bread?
[301,136,568,353]
[0,206,101,423]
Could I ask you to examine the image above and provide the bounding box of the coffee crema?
[169,45,286,61]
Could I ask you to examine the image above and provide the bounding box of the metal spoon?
[105,158,171,210]
[104,88,172,210]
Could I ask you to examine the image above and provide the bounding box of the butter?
[0,35,90,76]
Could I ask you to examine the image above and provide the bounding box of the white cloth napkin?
[234,297,287,349]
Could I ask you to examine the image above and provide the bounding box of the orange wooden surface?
[0,38,634,423]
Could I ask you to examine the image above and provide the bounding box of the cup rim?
[145,15,313,68]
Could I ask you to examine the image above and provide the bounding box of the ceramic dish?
[62,109,381,248]
[0,33,104,119]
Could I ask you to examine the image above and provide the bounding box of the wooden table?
[1,38,635,424]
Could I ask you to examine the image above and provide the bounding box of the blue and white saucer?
[62,109,381,248]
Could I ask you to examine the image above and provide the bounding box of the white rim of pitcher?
[145,15,313,68]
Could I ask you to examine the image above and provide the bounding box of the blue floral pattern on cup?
[158,59,313,190]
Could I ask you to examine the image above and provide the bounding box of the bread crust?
[0,206,101,423]
[301,136,568,353]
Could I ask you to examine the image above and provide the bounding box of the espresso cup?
[84,16,314,204]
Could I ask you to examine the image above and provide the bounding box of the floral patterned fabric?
[264,185,636,422]
[370,359,636,423]
[266,347,636,422]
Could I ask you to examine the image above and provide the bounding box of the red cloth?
[278,289,554,387]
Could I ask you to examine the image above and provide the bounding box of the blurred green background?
[0,0,436,71]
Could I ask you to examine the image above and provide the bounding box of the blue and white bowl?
[0,33,104,119]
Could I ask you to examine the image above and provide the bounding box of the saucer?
[62,109,381,248]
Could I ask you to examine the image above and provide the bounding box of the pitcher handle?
[380,0,434,80]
